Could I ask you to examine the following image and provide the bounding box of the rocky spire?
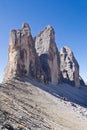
[60,46,80,87]
[35,25,60,85]
[3,23,41,82]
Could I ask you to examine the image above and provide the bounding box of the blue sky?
[0,0,87,83]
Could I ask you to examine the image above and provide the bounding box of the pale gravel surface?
[0,78,87,130]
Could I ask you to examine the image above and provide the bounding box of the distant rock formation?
[3,23,83,87]
[60,46,80,87]
[3,23,42,82]
[35,25,60,84]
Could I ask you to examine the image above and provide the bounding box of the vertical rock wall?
[35,25,60,84]
[4,23,41,81]
[60,46,80,87]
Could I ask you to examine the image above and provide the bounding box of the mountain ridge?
[3,23,85,86]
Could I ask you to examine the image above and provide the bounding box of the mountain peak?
[3,23,83,87]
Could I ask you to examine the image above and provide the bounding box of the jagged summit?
[22,23,30,29]
[35,25,55,45]
[60,46,72,54]
[4,23,42,82]
[45,24,54,31]
[35,25,55,55]
[3,23,83,87]
[35,25,60,84]
[22,23,31,36]
[60,46,80,87]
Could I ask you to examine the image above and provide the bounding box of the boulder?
[35,25,60,84]
[60,46,80,87]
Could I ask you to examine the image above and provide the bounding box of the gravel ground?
[0,78,87,130]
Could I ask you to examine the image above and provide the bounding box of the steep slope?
[0,79,87,130]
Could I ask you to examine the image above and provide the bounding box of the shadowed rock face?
[35,25,60,85]
[3,23,42,82]
[60,46,80,87]
[79,76,85,86]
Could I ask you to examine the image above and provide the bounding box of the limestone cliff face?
[4,23,41,81]
[60,46,80,87]
[35,25,60,84]
[3,23,82,87]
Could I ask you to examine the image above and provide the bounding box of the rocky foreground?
[0,78,87,130]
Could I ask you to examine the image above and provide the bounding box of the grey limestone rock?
[60,46,80,87]
[35,25,60,85]
[3,23,41,82]
[3,23,83,87]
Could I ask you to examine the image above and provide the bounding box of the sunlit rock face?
[35,25,60,85]
[60,46,80,87]
[3,23,42,81]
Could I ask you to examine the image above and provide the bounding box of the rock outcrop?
[3,23,42,82]
[35,25,60,84]
[3,23,83,87]
[60,46,80,87]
